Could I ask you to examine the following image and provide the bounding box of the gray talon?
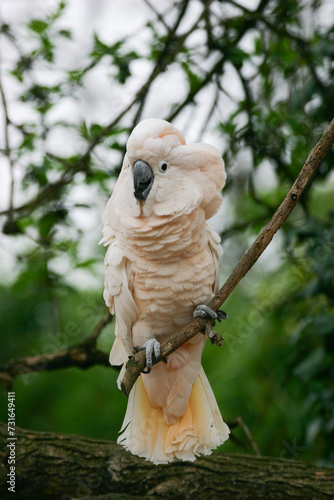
[217,310,228,320]
[141,338,160,374]
[193,304,227,322]
[193,304,217,320]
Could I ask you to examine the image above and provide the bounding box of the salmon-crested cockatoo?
[101,118,229,464]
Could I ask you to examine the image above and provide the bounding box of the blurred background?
[0,0,333,466]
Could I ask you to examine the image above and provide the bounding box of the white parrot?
[101,118,229,464]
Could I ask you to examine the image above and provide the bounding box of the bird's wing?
[101,232,138,366]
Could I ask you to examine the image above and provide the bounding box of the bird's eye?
[159,161,168,172]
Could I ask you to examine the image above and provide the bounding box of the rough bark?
[121,117,334,397]
[0,422,333,500]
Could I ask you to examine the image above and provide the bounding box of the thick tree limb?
[121,118,334,397]
[0,422,333,500]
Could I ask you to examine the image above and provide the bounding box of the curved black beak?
[133,160,154,201]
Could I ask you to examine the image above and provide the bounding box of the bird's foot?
[193,304,227,346]
[193,304,228,322]
[205,322,224,346]
[135,339,160,374]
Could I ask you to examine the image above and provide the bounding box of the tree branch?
[228,416,261,457]
[0,1,196,222]
[0,0,273,223]
[166,0,271,124]
[0,309,113,391]
[220,213,271,239]
[0,422,333,500]
[121,117,334,397]
[0,75,15,228]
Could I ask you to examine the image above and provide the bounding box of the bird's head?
[112,118,226,221]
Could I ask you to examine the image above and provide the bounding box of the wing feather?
[206,224,223,294]
[102,230,138,366]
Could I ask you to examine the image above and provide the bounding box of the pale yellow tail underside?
[118,365,230,464]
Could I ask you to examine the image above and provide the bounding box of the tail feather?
[117,366,229,464]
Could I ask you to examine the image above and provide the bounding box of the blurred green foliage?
[0,0,333,467]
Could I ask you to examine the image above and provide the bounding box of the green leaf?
[58,29,72,39]
[23,164,48,188]
[41,35,55,62]
[90,33,121,60]
[109,141,125,151]
[79,121,90,140]
[68,69,85,84]
[19,132,36,151]
[227,47,249,68]
[10,56,33,82]
[38,212,58,239]
[90,123,104,138]
[76,258,99,268]
[181,62,202,93]
[28,19,49,34]
[85,169,110,184]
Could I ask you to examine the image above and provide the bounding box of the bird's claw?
[205,323,224,346]
[193,304,228,322]
[139,338,160,374]
[193,305,226,345]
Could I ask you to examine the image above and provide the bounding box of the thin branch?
[166,0,270,124]
[248,173,275,211]
[132,0,214,128]
[231,61,296,184]
[257,16,327,91]
[0,96,134,219]
[220,213,271,239]
[197,80,220,140]
[132,0,192,126]
[91,307,113,340]
[0,1,196,221]
[142,0,171,30]
[226,0,328,92]
[0,75,15,225]
[166,54,225,122]
[0,308,113,391]
[121,117,334,397]
[0,0,271,222]
[228,416,261,456]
